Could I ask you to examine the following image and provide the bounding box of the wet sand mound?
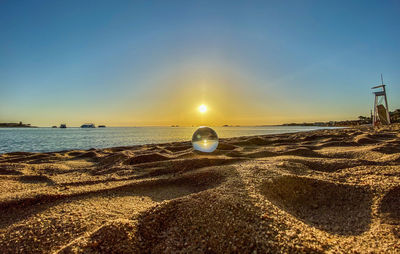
[58,219,138,254]
[61,191,286,253]
[379,186,400,239]
[280,147,322,157]
[75,151,102,160]
[379,186,400,225]
[98,152,131,167]
[316,140,359,148]
[163,144,192,152]
[284,158,373,172]
[169,157,241,171]
[261,175,373,235]
[372,140,400,154]
[124,153,171,165]
[354,134,379,144]
[1,153,54,164]
[231,136,271,146]
[0,170,226,253]
[245,150,277,158]
[0,164,24,175]
[67,151,86,157]
[310,134,333,141]
[216,142,238,151]
[18,175,54,184]
[1,169,224,211]
[136,157,241,179]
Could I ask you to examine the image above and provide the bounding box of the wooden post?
[373,96,377,126]
[383,85,391,124]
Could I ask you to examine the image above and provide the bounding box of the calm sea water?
[0,126,337,154]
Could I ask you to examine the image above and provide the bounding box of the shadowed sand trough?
[1,125,400,253]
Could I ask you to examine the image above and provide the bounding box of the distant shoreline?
[0,125,344,128]
[0,122,371,128]
[0,122,37,128]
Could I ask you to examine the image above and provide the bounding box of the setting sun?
[198,104,207,113]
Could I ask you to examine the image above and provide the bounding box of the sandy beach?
[1,125,399,253]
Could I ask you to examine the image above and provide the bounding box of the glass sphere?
[192,126,219,152]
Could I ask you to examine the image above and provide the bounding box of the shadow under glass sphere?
[192,126,219,153]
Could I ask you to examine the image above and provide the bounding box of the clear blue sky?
[1,0,399,126]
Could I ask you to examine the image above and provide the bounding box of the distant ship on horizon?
[81,123,95,128]
[60,124,67,128]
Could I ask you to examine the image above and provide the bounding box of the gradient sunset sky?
[1,0,399,127]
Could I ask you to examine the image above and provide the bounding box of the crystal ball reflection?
[192,127,219,153]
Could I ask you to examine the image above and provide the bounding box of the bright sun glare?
[198,104,207,113]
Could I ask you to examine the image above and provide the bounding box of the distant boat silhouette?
[52,126,57,128]
[81,123,95,128]
[98,125,106,128]
[60,124,67,128]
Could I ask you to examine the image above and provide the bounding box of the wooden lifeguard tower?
[372,74,390,126]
